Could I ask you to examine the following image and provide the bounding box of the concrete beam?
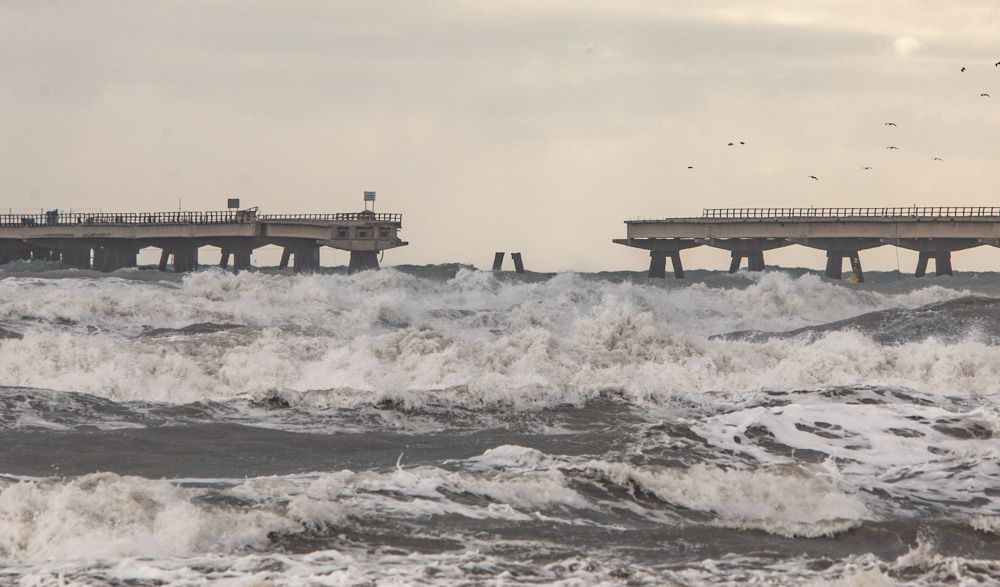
[791,237,883,252]
[613,238,700,252]
[887,238,981,252]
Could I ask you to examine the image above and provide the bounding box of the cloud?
[892,36,921,56]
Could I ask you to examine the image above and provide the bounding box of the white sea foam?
[0,473,292,562]
[688,390,1000,518]
[0,270,995,407]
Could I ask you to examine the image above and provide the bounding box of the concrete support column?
[935,251,953,276]
[279,248,292,270]
[728,253,743,273]
[93,244,137,273]
[61,247,92,269]
[824,251,864,282]
[175,246,199,272]
[670,252,684,279]
[849,254,864,282]
[728,251,765,272]
[348,250,379,273]
[824,253,844,279]
[511,252,525,274]
[219,247,252,273]
[292,244,320,273]
[0,241,31,265]
[915,251,953,277]
[648,251,667,278]
[233,248,252,273]
[158,244,199,272]
[712,238,784,273]
[492,252,504,271]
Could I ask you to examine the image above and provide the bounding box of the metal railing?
[701,207,1000,219]
[0,210,255,228]
[0,209,404,228]
[261,212,403,223]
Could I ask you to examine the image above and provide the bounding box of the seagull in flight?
[739,141,746,145]
[728,142,734,146]
[996,61,1000,67]
[981,93,991,97]
[886,146,899,150]
[884,122,897,126]
[862,166,873,170]
[808,175,819,181]
[961,66,966,72]
[687,166,694,169]
[932,157,943,161]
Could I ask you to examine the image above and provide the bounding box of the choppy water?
[0,262,998,585]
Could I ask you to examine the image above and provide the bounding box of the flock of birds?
[685,60,998,180]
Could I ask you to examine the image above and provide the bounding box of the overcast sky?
[2,1,999,271]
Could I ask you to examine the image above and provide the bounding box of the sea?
[0,262,998,586]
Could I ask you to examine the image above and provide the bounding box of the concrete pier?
[511,252,525,274]
[0,209,407,273]
[615,207,1000,279]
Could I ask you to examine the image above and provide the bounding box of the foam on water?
[0,270,995,407]
[1,267,998,584]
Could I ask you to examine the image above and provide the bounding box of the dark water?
[0,263,998,585]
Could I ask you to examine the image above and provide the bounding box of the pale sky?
[2,1,999,272]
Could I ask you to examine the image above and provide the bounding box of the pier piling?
[511,252,525,274]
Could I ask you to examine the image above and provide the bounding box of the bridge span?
[614,207,1000,281]
[0,208,407,273]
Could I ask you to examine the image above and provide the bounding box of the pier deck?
[0,209,407,273]
[615,207,1000,280]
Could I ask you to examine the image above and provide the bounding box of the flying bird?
[687,166,694,169]
[961,67,966,72]
[932,157,943,161]
[996,61,999,67]
[981,93,991,97]
[884,122,897,126]
[808,175,819,181]
[739,141,746,145]
[886,146,899,150]
[862,166,873,170]
[728,142,734,146]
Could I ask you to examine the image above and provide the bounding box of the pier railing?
[0,209,403,228]
[701,207,1000,219]
[261,212,403,223]
[0,210,253,227]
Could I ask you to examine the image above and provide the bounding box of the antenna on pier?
[363,190,376,212]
